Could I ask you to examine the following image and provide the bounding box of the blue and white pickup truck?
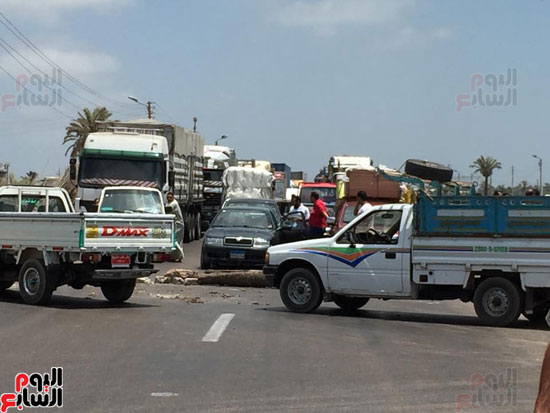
[264,195,550,327]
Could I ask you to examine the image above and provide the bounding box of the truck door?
[327,209,405,294]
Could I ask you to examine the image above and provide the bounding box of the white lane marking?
[151,392,179,397]
[202,313,235,342]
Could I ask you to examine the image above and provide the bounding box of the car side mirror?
[69,158,77,181]
[165,206,173,214]
[327,216,336,226]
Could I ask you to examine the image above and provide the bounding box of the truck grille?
[224,237,253,247]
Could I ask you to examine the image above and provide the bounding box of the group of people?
[289,190,373,239]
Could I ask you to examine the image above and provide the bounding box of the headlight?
[253,237,270,248]
[205,237,223,246]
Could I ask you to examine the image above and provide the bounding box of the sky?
[0,0,548,187]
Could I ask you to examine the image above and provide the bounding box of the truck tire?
[405,159,453,183]
[184,216,191,243]
[473,277,523,327]
[195,213,202,240]
[18,259,54,305]
[280,267,322,313]
[101,280,136,304]
[333,295,369,312]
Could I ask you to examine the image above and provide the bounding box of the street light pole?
[128,96,155,119]
[215,135,228,146]
[533,155,543,195]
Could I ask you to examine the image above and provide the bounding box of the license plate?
[111,254,131,268]
[230,250,245,260]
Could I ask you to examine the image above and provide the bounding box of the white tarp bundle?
[222,167,273,200]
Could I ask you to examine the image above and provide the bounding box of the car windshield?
[79,157,164,188]
[300,187,336,204]
[212,209,273,229]
[99,189,163,214]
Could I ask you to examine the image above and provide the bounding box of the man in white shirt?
[289,196,310,221]
[354,191,373,216]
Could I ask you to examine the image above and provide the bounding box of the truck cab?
[76,131,169,212]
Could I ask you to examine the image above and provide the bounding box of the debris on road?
[183,296,204,304]
[154,269,199,285]
[197,270,267,288]
[184,278,199,286]
[137,277,153,285]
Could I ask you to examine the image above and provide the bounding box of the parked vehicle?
[265,194,550,327]
[0,186,175,305]
[201,206,307,269]
[72,118,204,243]
[203,145,237,229]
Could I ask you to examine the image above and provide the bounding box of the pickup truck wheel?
[101,280,136,304]
[473,277,523,327]
[0,281,14,292]
[333,296,370,312]
[280,268,322,313]
[18,259,54,305]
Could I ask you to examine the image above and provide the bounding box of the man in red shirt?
[309,192,329,238]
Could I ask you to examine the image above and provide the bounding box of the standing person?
[166,192,184,262]
[309,192,328,238]
[289,196,310,222]
[354,191,373,216]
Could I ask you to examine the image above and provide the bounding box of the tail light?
[82,253,101,263]
[152,253,171,263]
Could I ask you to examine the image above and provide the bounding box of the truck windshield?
[100,189,163,214]
[204,170,224,181]
[79,157,164,188]
[300,187,336,204]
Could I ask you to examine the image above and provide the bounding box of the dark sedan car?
[200,206,306,269]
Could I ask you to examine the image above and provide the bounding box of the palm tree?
[63,107,112,157]
[470,156,502,195]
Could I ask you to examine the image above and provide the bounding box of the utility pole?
[511,166,514,195]
[533,155,543,195]
[128,96,155,119]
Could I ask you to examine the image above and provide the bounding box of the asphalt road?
[0,240,548,412]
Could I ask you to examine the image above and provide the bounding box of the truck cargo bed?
[416,195,550,237]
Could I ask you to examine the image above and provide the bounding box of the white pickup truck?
[264,199,550,327]
[0,186,175,305]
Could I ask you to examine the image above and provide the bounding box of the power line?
[0,11,135,110]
